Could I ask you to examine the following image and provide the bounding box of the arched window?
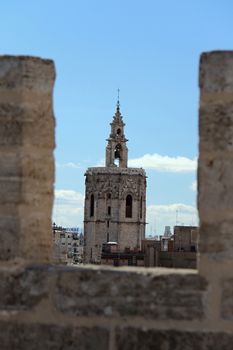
[117,128,121,135]
[114,144,121,167]
[90,194,94,217]
[114,144,121,160]
[126,194,133,218]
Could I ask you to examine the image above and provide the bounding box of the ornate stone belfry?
[105,101,128,168]
[84,98,147,264]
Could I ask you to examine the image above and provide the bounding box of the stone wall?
[173,225,198,251]
[0,56,55,264]
[159,251,196,268]
[1,52,233,349]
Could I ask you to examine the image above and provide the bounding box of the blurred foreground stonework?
[1,52,233,349]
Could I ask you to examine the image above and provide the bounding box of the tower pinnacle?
[105,97,128,168]
[117,88,120,111]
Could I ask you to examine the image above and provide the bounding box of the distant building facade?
[142,225,198,268]
[84,101,147,263]
[173,225,198,252]
[53,224,84,264]
[164,225,172,237]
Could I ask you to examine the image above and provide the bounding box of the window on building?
[114,144,121,167]
[107,220,109,228]
[126,194,133,218]
[90,194,94,217]
[107,206,111,216]
[107,193,111,199]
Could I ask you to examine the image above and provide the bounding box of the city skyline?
[1,1,232,234]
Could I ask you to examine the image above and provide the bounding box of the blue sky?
[1,1,232,234]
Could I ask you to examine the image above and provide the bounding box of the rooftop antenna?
[176,209,178,225]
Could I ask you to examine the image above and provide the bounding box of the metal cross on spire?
[117,88,120,110]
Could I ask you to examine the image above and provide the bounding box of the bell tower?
[105,99,128,168]
[84,95,147,264]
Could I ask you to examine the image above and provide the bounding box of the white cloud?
[89,153,197,173]
[53,189,84,228]
[55,189,84,202]
[146,203,198,236]
[94,159,105,167]
[128,153,197,173]
[56,162,81,169]
[190,180,197,192]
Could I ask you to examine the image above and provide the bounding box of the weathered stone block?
[0,55,55,263]
[22,119,55,148]
[0,56,55,92]
[0,119,55,148]
[221,278,233,320]
[0,321,109,350]
[116,328,233,350]
[199,103,233,152]
[0,119,23,145]
[198,157,233,216]
[199,222,233,258]
[0,105,54,147]
[54,266,207,320]
[21,155,54,182]
[0,266,48,310]
[200,51,233,93]
[0,216,19,260]
[0,103,26,119]
[19,216,52,261]
[0,178,21,204]
[0,152,21,177]
[199,51,233,271]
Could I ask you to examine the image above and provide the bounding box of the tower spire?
[116,88,120,111]
[105,91,128,168]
